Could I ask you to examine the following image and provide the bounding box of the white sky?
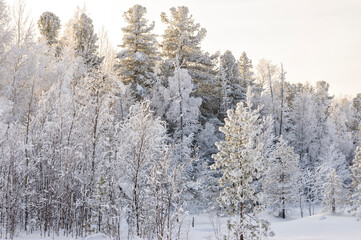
[8,0,361,97]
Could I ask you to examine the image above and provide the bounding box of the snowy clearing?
[270,214,361,240]
[11,213,361,240]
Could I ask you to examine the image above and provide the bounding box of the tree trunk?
[279,64,285,137]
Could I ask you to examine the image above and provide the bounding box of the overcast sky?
[8,0,361,97]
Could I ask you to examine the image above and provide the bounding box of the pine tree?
[350,146,361,219]
[73,13,103,68]
[161,6,207,74]
[238,52,255,98]
[37,11,61,45]
[115,4,159,100]
[218,50,240,115]
[211,102,269,240]
[263,136,300,218]
[161,6,217,118]
[322,168,345,214]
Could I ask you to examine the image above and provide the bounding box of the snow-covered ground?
[270,213,361,240]
[11,212,361,240]
[187,212,361,240]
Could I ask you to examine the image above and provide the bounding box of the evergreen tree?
[322,168,345,214]
[73,13,103,68]
[161,6,217,119]
[37,11,61,45]
[238,51,255,97]
[161,6,207,75]
[218,50,240,115]
[115,4,159,100]
[211,102,269,240]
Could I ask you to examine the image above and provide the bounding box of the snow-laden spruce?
[211,102,270,240]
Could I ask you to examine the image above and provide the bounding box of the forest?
[0,1,361,240]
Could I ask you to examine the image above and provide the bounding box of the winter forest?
[0,0,361,239]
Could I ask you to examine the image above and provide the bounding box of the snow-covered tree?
[161,6,207,79]
[211,102,270,240]
[1,2,361,238]
[312,81,333,161]
[198,120,223,210]
[352,94,361,147]
[73,13,103,68]
[13,0,34,46]
[160,67,202,210]
[286,82,333,215]
[98,27,117,73]
[318,143,348,181]
[263,136,301,218]
[116,101,167,237]
[328,97,354,162]
[350,146,361,219]
[238,51,255,93]
[163,67,201,145]
[37,11,61,45]
[287,86,316,169]
[0,0,12,55]
[161,6,217,118]
[218,50,240,115]
[322,168,345,214]
[115,5,159,100]
[145,143,191,239]
[255,59,278,90]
